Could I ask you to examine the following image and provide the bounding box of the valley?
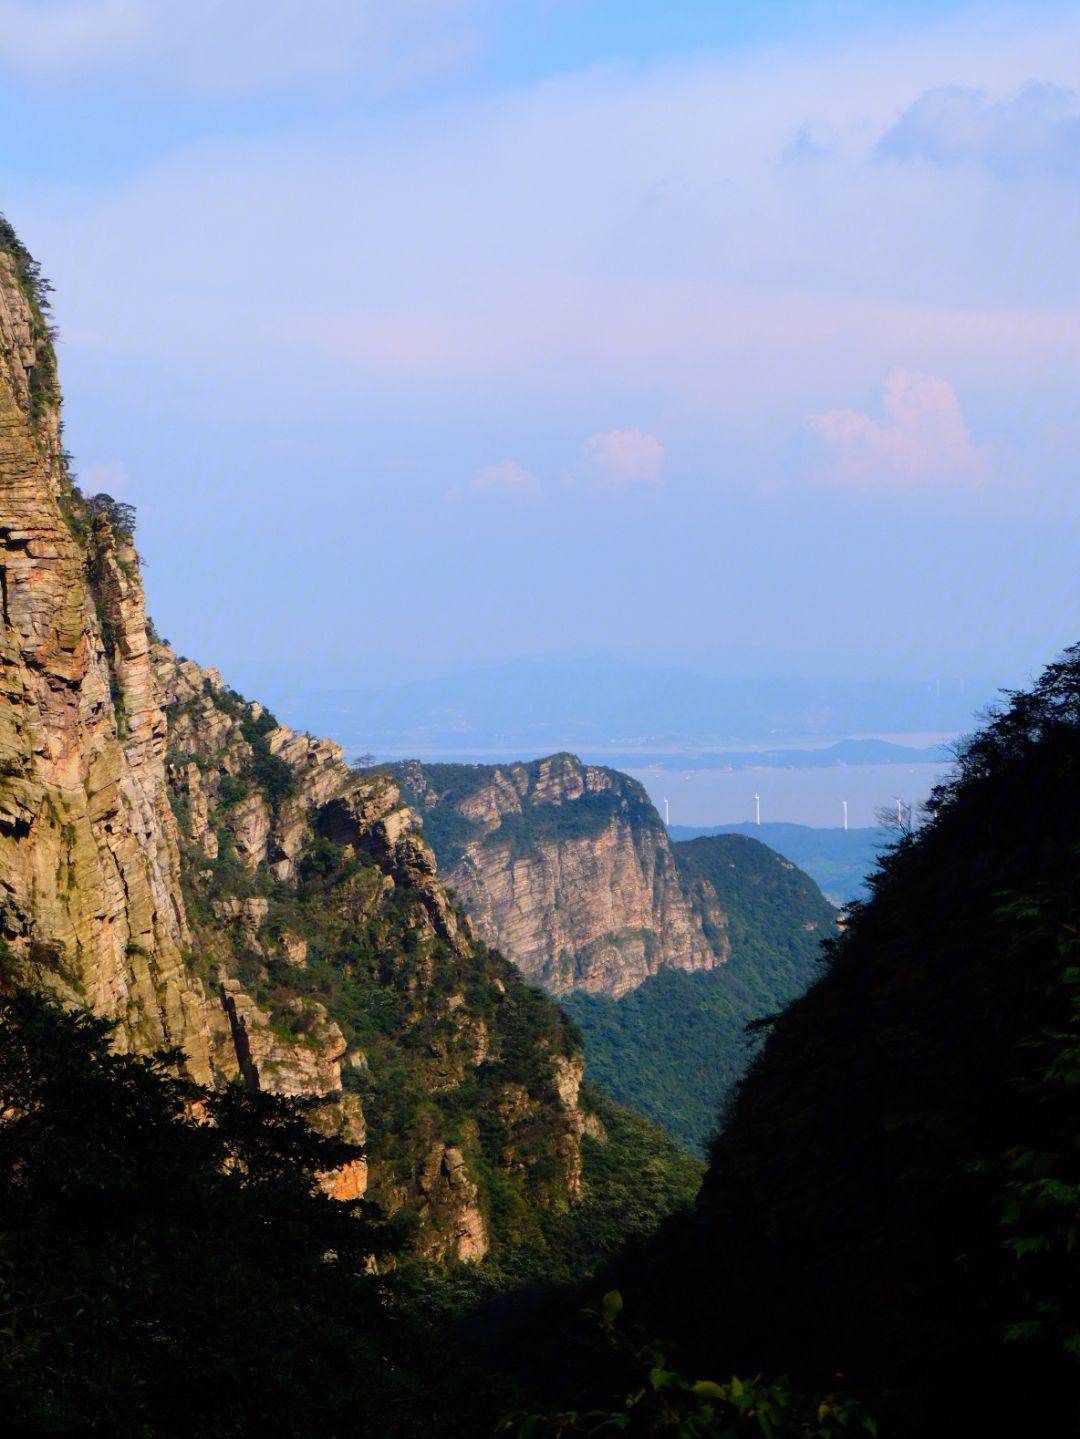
[2,36,1078,1426]
[394,755,839,1151]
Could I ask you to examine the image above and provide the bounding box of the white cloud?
[0,0,146,71]
[809,370,989,488]
[470,459,538,493]
[0,0,476,91]
[581,429,664,486]
[877,81,1080,176]
[12,3,1080,515]
[782,123,832,164]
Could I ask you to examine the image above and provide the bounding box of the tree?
[86,491,137,541]
[0,988,487,1436]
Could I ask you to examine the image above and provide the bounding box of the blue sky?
[2,0,1079,699]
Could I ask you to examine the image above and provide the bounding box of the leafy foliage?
[86,491,137,541]
[164,677,608,1258]
[500,1292,876,1438]
[0,210,59,425]
[632,644,1080,1435]
[975,884,1080,1362]
[0,988,498,1436]
[485,1089,704,1287]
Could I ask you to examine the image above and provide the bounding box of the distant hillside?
[669,821,890,903]
[393,755,720,997]
[396,750,837,1153]
[564,835,836,1153]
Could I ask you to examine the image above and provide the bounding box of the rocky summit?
[396,754,723,996]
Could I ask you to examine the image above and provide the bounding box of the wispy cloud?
[15,3,1080,530]
[781,123,832,164]
[877,81,1080,176]
[580,430,664,487]
[810,370,988,488]
[470,459,538,494]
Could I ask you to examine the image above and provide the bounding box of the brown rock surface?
[0,226,595,1262]
[0,253,214,1081]
[399,754,726,997]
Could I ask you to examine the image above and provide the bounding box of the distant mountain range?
[270,658,994,758]
[591,737,953,770]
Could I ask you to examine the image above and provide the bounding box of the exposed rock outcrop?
[397,754,724,997]
[0,221,596,1264]
[0,244,214,1081]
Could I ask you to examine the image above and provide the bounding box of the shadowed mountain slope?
[641,649,1080,1434]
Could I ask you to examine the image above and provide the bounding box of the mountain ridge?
[395,753,722,997]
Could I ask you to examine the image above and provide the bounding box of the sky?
[2,0,1079,701]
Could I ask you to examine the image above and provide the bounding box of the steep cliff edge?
[396,759,836,1154]
[0,220,599,1264]
[157,653,599,1258]
[396,754,721,996]
[0,223,213,1080]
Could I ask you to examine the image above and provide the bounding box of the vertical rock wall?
[398,754,726,997]
[0,225,595,1264]
[0,252,214,1079]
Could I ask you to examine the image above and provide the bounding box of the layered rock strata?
[0,226,593,1263]
[397,754,725,997]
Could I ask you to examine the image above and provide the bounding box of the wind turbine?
[663,797,670,827]
[842,799,848,831]
[754,791,761,826]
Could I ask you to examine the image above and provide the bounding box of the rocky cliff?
[0,220,596,1263]
[0,224,213,1080]
[564,833,837,1153]
[157,654,600,1258]
[396,754,722,997]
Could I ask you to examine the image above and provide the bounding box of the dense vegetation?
[631,647,1080,1435]
[0,212,59,425]
[165,676,574,1239]
[564,835,836,1153]
[0,983,707,1435]
[489,1088,704,1288]
[0,986,501,1437]
[394,756,639,867]
[502,1291,877,1438]
[669,822,889,904]
[161,671,709,1275]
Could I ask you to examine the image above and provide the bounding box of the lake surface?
[627,761,952,829]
